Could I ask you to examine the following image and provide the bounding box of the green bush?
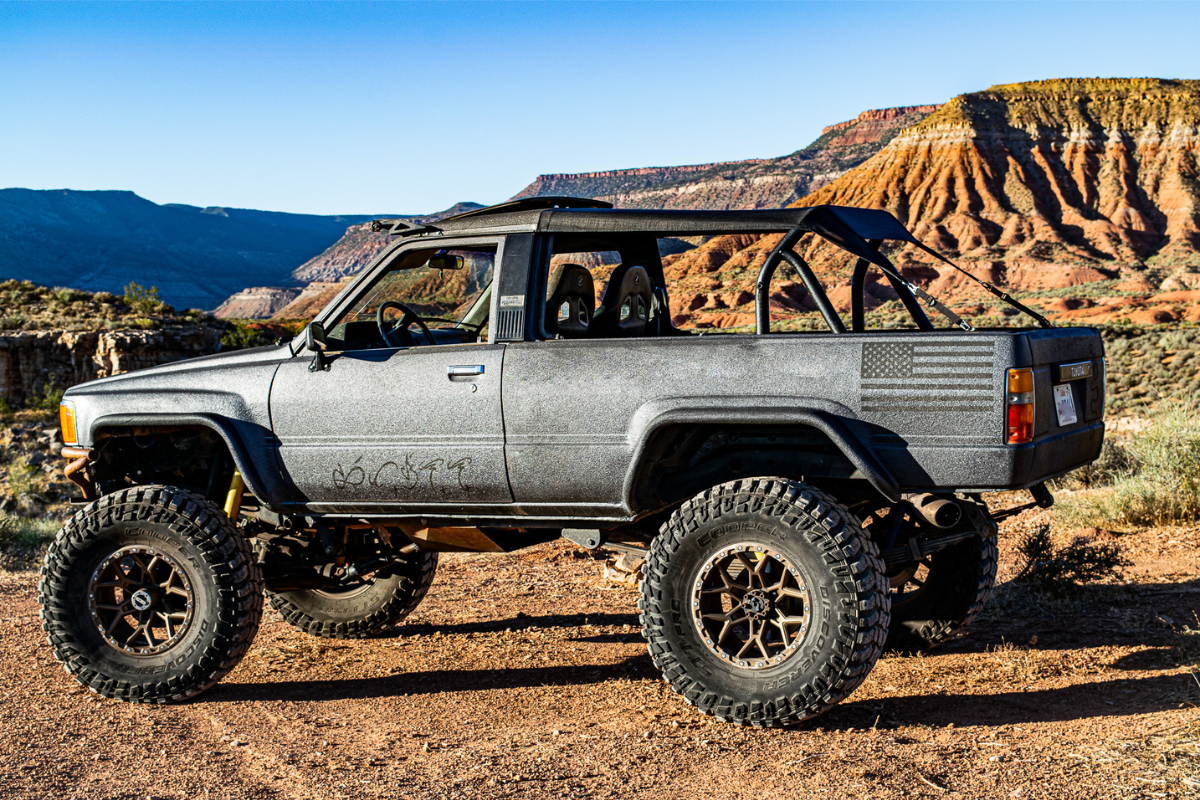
[0,514,59,550]
[27,379,64,411]
[123,281,164,315]
[6,457,45,499]
[220,320,287,351]
[1058,399,1200,526]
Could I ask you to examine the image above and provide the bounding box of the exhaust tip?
[904,493,962,529]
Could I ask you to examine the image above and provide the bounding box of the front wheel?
[639,478,890,727]
[38,486,264,703]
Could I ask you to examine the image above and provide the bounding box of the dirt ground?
[1,507,1198,800]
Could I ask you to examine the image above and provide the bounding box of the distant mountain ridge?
[0,188,393,311]
[511,105,941,210]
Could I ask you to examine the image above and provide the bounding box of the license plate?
[1053,384,1078,426]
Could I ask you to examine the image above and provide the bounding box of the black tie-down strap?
[799,207,1054,331]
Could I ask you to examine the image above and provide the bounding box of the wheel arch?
[91,412,273,506]
[622,399,900,513]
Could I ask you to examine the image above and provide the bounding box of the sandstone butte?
[670,78,1200,331]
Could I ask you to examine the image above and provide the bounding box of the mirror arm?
[309,349,330,372]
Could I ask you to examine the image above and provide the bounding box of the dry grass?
[1058,399,1200,528]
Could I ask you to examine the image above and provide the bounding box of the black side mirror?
[428,253,465,271]
[306,322,330,372]
[306,321,328,351]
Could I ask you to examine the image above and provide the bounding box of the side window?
[326,246,495,351]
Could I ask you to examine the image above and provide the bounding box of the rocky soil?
[1,503,1196,799]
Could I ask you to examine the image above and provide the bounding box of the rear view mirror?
[306,321,328,352]
[428,252,465,271]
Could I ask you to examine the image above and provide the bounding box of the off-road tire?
[887,535,998,652]
[267,552,438,639]
[639,477,890,727]
[38,485,264,703]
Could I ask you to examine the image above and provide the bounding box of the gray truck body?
[61,203,1105,530]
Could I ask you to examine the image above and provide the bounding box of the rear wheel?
[857,501,998,651]
[639,477,890,727]
[38,485,263,702]
[886,535,998,652]
[267,552,438,639]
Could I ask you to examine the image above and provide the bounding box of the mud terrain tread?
[888,535,998,652]
[638,477,890,727]
[267,552,438,639]
[38,485,263,703]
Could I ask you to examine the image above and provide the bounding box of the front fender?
[623,396,900,505]
[91,412,276,509]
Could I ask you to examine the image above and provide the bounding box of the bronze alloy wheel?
[691,543,812,670]
[88,544,195,656]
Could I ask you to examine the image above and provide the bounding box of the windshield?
[326,246,496,350]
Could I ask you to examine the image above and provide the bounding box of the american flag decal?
[860,341,996,413]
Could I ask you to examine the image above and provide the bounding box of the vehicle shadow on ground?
[212,654,652,703]
[210,661,1193,730]
[378,612,643,641]
[814,671,1196,731]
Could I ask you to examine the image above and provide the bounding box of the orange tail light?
[1006,368,1034,444]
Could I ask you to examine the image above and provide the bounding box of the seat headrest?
[593,264,652,337]
[545,263,595,338]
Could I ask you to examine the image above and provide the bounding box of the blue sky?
[3,1,1199,215]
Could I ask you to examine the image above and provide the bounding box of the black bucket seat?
[545,263,595,338]
[592,264,652,338]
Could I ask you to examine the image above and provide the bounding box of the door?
[269,242,512,512]
[271,344,509,511]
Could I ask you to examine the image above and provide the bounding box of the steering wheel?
[376,300,434,348]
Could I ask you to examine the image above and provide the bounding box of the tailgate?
[1011,327,1105,483]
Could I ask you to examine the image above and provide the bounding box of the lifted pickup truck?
[41,198,1104,726]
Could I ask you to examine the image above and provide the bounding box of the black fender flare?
[622,397,901,508]
[90,412,275,508]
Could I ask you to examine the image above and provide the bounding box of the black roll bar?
[755,228,845,335]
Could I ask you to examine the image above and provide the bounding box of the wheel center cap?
[742,590,770,620]
[130,589,153,611]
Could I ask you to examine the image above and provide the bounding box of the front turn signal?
[58,402,78,447]
[1006,368,1034,444]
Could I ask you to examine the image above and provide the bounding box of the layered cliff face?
[668,79,1200,329]
[212,287,300,319]
[513,106,940,211]
[0,325,224,406]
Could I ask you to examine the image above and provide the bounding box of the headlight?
[58,402,78,446]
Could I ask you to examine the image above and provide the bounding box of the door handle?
[447,364,485,379]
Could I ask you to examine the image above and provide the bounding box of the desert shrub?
[6,457,46,500]
[123,281,164,315]
[0,514,59,550]
[52,287,87,304]
[26,379,64,411]
[1058,399,1200,526]
[220,320,289,351]
[1013,524,1131,595]
[0,313,26,330]
[92,291,116,304]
